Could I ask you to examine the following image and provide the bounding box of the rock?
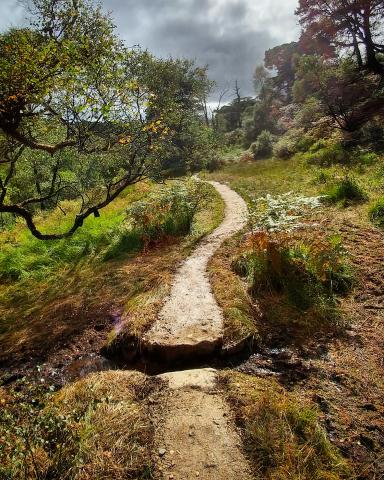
[158,448,166,457]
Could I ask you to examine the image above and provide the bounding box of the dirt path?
[141,180,252,479]
[143,180,248,360]
[154,368,253,480]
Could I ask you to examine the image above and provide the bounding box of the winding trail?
[143,180,248,361]
[141,179,252,479]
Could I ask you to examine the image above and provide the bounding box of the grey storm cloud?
[0,0,300,98]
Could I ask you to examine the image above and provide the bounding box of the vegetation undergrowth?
[232,230,353,337]
[222,371,354,480]
[368,196,384,228]
[209,234,259,349]
[0,370,159,480]
[324,177,368,206]
[0,179,224,356]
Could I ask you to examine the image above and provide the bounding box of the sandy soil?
[153,368,253,480]
[143,181,248,360]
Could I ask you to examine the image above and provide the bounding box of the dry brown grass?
[221,371,355,480]
[53,370,162,480]
[209,235,259,349]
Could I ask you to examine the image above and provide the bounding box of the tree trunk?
[362,10,382,73]
[352,32,363,68]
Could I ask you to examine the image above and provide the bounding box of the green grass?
[324,177,368,205]
[0,178,225,354]
[204,154,384,228]
[0,179,221,283]
[369,196,384,227]
[202,157,319,203]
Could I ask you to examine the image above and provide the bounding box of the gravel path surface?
[143,180,248,360]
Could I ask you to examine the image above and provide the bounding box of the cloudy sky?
[0,0,299,98]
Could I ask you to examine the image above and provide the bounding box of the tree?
[294,55,384,133]
[0,0,211,239]
[264,42,300,98]
[296,0,384,73]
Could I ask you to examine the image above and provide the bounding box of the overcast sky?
[0,0,299,98]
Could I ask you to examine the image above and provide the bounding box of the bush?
[369,197,384,227]
[359,121,384,150]
[250,130,274,159]
[303,142,347,166]
[223,128,245,146]
[313,170,329,185]
[325,177,367,205]
[104,180,205,260]
[358,151,379,166]
[232,231,353,327]
[273,129,315,159]
[273,136,297,159]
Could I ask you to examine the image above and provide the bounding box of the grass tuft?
[231,231,354,336]
[0,371,160,480]
[369,196,384,228]
[324,177,367,206]
[222,372,354,480]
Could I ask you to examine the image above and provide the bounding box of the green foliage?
[222,128,245,147]
[313,170,329,185]
[232,232,353,323]
[104,180,205,259]
[214,97,255,134]
[0,180,208,281]
[359,122,384,151]
[303,142,348,166]
[273,128,316,160]
[250,130,274,159]
[248,192,324,232]
[357,151,379,166]
[273,136,297,159]
[0,0,214,240]
[324,177,367,205]
[369,196,384,227]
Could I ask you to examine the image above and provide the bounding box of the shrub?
[232,231,353,327]
[223,128,245,146]
[359,121,384,150]
[128,181,203,240]
[104,180,206,259]
[273,136,296,159]
[325,177,367,205]
[273,129,315,159]
[303,143,347,166]
[358,151,379,166]
[369,197,384,227]
[313,170,329,185]
[250,130,274,159]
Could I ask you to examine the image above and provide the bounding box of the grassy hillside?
[205,152,384,479]
[0,179,225,366]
